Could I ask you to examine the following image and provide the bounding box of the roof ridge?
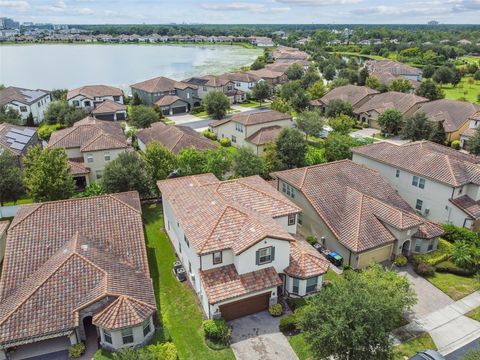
[8,203,44,231]
[108,193,142,214]
[444,154,459,186]
[200,205,237,253]
[47,125,79,148]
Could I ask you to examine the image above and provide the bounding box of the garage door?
[219,292,270,321]
[357,244,393,268]
[172,106,188,114]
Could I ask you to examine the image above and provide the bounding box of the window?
[306,276,318,293]
[184,235,190,247]
[292,278,299,294]
[282,182,296,198]
[412,175,426,189]
[189,261,192,273]
[395,169,400,178]
[104,152,110,161]
[121,328,134,344]
[203,86,207,91]
[427,241,434,251]
[231,135,236,143]
[459,186,463,195]
[86,154,93,163]
[415,239,422,253]
[103,329,112,344]
[213,251,222,265]
[96,170,103,180]
[235,123,244,133]
[187,92,190,99]
[412,176,418,186]
[298,213,303,225]
[179,242,182,254]
[84,100,91,107]
[415,199,423,211]
[236,81,241,86]
[20,106,28,112]
[256,246,274,265]
[113,96,120,102]
[143,319,151,337]
[288,214,296,226]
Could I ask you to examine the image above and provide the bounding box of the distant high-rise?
[428,20,439,25]
[0,17,19,30]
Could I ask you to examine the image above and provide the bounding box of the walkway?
[350,128,409,145]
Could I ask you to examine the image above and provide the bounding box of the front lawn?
[239,100,271,108]
[466,307,480,322]
[393,333,437,360]
[288,334,311,360]
[426,272,480,301]
[142,204,235,360]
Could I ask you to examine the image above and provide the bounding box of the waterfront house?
[0,86,51,125]
[183,75,246,104]
[67,85,125,110]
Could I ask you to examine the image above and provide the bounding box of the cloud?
[453,0,480,11]
[275,0,361,5]
[78,7,93,15]
[201,2,267,12]
[37,0,67,13]
[0,0,30,11]
[271,6,291,12]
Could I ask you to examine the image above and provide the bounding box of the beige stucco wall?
[82,148,126,183]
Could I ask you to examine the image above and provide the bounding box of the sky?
[1,0,480,25]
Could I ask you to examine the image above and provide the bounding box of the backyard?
[441,76,480,103]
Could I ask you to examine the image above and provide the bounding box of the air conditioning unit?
[424,208,430,215]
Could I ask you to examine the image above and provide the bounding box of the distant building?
[0,17,19,30]
[428,20,439,26]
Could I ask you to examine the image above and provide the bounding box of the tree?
[0,106,21,125]
[102,152,152,197]
[366,76,382,91]
[467,127,480,155]
[389,78,413,93]
[0,151,24,206]
[232,147,264,177]
[422,64,436,79]
[50,89,68,101]
[178,147,207,176]
[329,114,356,135]
[401,113,433,141]
[429,121,447,144]
[302,65,321,89]
[270,97,290,113]
[250,56,265,70]
[251,81,270,105]
[25,112,35,127]
[475,70,480,81]
[44,101,86,126]
[451,240,480,271]
[280,80,303,102]
[129,105,159,128]
[23,146,75,202]
[358,67,369,86]
[323,64,336,81]
[142,142,178,185]
[286,63,304,80]
[203,148,231,179]
[377,109,403,134]
[432,66,454,85]
[261,142,284,176]
[275,128,307,169]
[330,77,350,89]
[307,80,327,100]
[132,92,142,106]
[338,69,359,85]
[325,99,354,117]
[298,264,415,360]
[324,133,357,161]
[290,91,311,113]
[415,80,445,101]
[77,182,106,198]
[295,110,324,140]
[204,91,230,120]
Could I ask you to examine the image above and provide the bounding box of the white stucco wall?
[98,316,153,350]
[201,249,235,271]
[69,95,124,108]
[285,274,323,297]
[6,94,51,124]
[274,214,297,233]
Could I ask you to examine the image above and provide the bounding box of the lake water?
[0,44,262,91]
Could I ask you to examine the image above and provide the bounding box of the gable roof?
[272,160,443,253]
[247,68,286,80]
[184,75,232,87]
[0,87,50,106]
[318,85,379,107]
[222,72,262,83]
[157,174,301,255]
[136,122,217,154]
[355,91,428,115]
[91,99,126,115]
[245,125,282,146]
[67,85,124,101]
[154,95,188,107]
[352,141,480,187]
[209,110,292,128]
[0,193,155,346]
[130,76,196,93]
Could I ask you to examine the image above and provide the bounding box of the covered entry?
[219,292,270,321]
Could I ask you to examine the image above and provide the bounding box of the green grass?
[459,56,480,65]
[238,100,271,108]
[213,141,238,156]
[329,51,386,60]
[466,307,480,321]
[441,77,480,104]
[142,204,234,360]
[427,272,480,300]
[324,268,342,283]
[2,195,34,207]
[394,333,437,360]
[288,334,312,360]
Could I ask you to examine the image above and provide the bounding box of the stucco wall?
[98,316,154,350]
[7,94,51,124]
[82,148,126,183]
[285,274,324,297]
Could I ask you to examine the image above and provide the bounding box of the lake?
[0,44,262,91]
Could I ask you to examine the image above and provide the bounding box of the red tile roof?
[354,91,428,115]
[450,195,480,219]
[284,234,329,279]
[130,76,196,93]
[91,100,126,115]
[318,85,379,107]
[154,95,187,107]
[245,125,282,146]
[210,110,292,128]
[68,158,90,175]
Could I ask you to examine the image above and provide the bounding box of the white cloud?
[271,6,291,12]
[275,0,361,5]
[201,2,267,12]
[0,0,30,11]
[78,7,93,15]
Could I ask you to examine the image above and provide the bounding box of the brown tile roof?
[67,85,123,101]
[130,76,196,93]
[48,116,127,152]
[209,110,292,128]
[365,60,422,76]
[136,122,217,154]
[272,160,443,253]
[68,158,90,175]
[199,265,282,304]
[154,95,188,107]
[0,221,9,237]
[92,295,156,330]
[0,193,155,346]
[450,195,480,219]
[247,69,287,80]
[0,123,38,156]
[0,87,50,106]
[245,125,282,146]
[352,141,480,187]
[184,75,232,88]
[355,91,428,115]
[222,72,262,83]
[415,100,480,133]
[284,234,329,279]
[318,85,379,107]
[157,175,300,255]
[91,100,126,115]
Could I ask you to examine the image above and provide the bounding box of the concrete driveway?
[229,311,299,360]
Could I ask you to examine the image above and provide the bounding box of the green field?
[441,76,480,103]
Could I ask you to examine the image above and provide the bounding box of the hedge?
[268,303,283,317]
[202,319,230,342]
[442,224,480,245]
[412,239,453,266]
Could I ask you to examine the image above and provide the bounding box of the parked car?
[409,350,445,360]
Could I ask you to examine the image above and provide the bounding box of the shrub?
[435,260,476,276]
[451,140,460,150]
[286,297,307,311]
[279,313,297,333]
[306,236,318,246]
[202,319,230,342]
[202,130,217,140]
[68,343,85,358]
[191,104,205,114]
[37,123,64,141]
[219,138,231,147]
[268,303,283,317]
[414,261,436,276]
[147,342,178,360]
[393,255,408,267]
[443,224,480,244]
[412,239,454,266]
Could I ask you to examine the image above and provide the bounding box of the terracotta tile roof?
[48,116,127,152]
[284,234,329,279]
[130,76,196,93]
[93,295,156,330]
[450,195,480,219]
[222,72,262,83]
[352,141,480,187]
[365,60,422,76]
[0,87,50,106]
[209,110,292,128]
[91,100,126,115]
[247,69,287,80]
[68,158,90,175]
[67,85,123,101]
[157,175,300,255]
[0,193,155,346]
[136,122,217,154]
[355,91,428,115]
[272,160,443,253]
[199,265,282,304]
[415,100,480,133]
[245,125,282,146]
[0,221,9,236]
[184,75,232,88]
[318,85,379,107]
[154,95,187,107]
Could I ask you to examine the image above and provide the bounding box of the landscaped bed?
[466,307,480,321]
[393,333,437,360]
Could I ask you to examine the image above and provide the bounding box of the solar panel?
[10,127,36,137]
[10,142,25,151]
[6,132,30,144]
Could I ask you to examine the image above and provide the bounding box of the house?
[136,122,217,154]
[209,110,293,153]
[130,76,199,114]
[311,85,379,114]
[271,160,443,269]
[0,193,156,359]
[0,86,51,124]
[354,92,429,129]
[48,116,128,188]
[183,75,246,104]
[250,36,274,47]
[266,59,311,73]
[364,60,423,82]
[0,221,8,263]
[246,69,288,87]
[0,123,39,165]
[222,72,263,94]
[157,174,330,320]
[414,100,480,142]
[460,111,480,149]
[67,85,125,110]
[91,100,127,121]
[352,141,480,230]
[272,47,309,61]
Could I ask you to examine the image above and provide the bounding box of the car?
[409,350,445,360]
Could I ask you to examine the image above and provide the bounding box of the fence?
[0,205,19,219]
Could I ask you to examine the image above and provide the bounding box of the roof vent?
[81,244,89,251]
[189,183,194,187]
[249,227,255,232]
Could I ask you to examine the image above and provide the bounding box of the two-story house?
[209,110,293,154]
[130,76,200,114]
[0,123,39,165]
[157,174,330,321]
[222,72,263,94]
[0,86,51,124]
[310,85,379,114]
[67,85,125,110]
[272,160,443,269]
[352,141,480,230]
[364,60,423,82]
[246,69,288,87]
[460,111,480,149]
[48,116,128,189]
[183,75,246,104]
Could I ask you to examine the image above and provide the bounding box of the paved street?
[445,338,480,360]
